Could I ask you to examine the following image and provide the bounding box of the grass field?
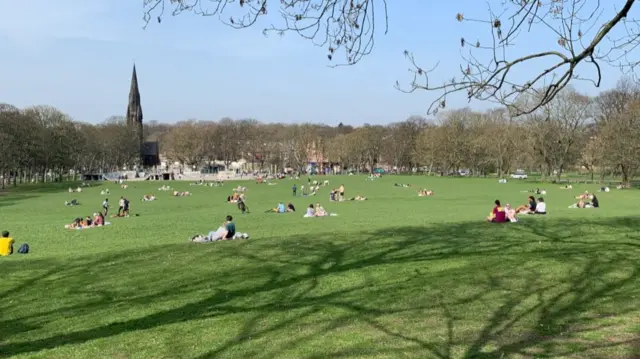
[0,176,638,359]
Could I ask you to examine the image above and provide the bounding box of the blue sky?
[0,0,628,125]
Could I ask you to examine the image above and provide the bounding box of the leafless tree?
[599,99,640,184]
[145,1,640,115]
[163,120,209,166]
[522,87,592,178]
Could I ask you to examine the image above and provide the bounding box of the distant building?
[126,64,159,168]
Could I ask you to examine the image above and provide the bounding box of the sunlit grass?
[0,176,638,359]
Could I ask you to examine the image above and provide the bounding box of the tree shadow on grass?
[0,181,91,208]
[0,216,638,358]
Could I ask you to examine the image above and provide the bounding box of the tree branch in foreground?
[144,0,639,115]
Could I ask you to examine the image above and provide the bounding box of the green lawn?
[0,176,638,359]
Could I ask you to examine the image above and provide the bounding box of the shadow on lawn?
[0,181,90,208]
[0,216,639,358]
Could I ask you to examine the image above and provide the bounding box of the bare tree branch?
[143,0,388,66]
[396,0,637,115]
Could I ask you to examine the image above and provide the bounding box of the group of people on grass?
[65,212,107,229]
[487,196,547,223]
[570,191,599,208]
[304,203,335,217]
[328,185,346,201]
[190,179,224,187]
[418,189,434,196]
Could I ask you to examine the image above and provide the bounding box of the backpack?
[17,243,29,254]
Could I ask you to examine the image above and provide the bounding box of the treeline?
[3,79,640,187]
[0,104,140,187]
[154,82,640,183]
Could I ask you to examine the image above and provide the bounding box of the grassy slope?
[0,177,638,359]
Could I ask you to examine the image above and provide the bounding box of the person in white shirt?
[535,197,547,214]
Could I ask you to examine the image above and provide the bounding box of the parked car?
[510,170,528,179]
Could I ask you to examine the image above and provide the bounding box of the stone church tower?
[126,64,144,158]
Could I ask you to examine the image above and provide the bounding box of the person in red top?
[488,200,507,223]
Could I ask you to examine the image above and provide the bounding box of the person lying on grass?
[347,194,368,201]
[560,184,573,189]
[100,189,110,195]
[65,212,108,229]
[173,191,191,197]
[68,187,82,193]
[576,191,592,201]
[64,199,79,206]
[522,188,546,195]
[265,202,291,213]
[142,194,156,201]
[158,185,172,191]
[515,196,537,214]
[487,200,508,223]
[190,215,249,242]
[418,189,434,196]
[569,194,599,208]
[394,183,411,188]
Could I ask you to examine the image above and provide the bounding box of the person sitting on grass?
[93,212,105,226]
[504,204,518,222]
[100,189,110,195]
[599,186,610,192]
[487,200,508,223]
[315,203,328,217]
[64,199,79,206]
[0,231,14,256]
[304,204,315,217]
[142,194,156,201]
[287,202,296,212]
[560,184,573,189]
[515,196,537,214]
[535,197,547,214]
[190,215,249,242]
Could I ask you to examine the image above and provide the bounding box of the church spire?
[126,64,143,126]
